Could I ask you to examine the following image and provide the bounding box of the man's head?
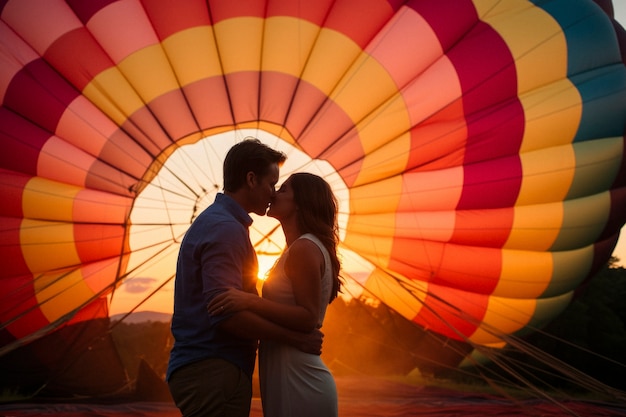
[223,138,287,215]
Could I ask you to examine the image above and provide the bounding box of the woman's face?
[267,176,297,221]
[250,163,280,216]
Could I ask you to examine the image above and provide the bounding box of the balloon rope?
[339,268,626,408]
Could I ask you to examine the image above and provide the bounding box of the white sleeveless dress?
[259,233,338,417]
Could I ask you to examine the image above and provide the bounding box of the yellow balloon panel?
[476,0,567,93]
[519,79,581,153]
[516,144,576,205]
[23,178,79,222]
[162,27,223,85]
[505,202,564,251]
[496,250,553,298]
[469,295,538,344]
[83,68,148,130]
[331,53,400,125]
[354,92,411,155]
[20,220,80,273]
[342,232,394,270]
[214,18,263,73]
[35,268,97,323]
[349,176,403,214]
[118,45,182,104]
[262,17,319,76]
[345,213,396,238]
[362,268,427,321]
[353,133,411,186]
[299,29,362,96]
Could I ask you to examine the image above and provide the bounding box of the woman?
[208,172,342,417]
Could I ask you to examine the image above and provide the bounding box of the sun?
[257,253,280,281]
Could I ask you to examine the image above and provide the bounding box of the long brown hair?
[290,173,342,303]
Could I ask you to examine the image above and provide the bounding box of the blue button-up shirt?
[167,193,259,380]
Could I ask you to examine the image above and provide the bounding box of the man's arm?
[208,239,324,332]
[208,288,317,333]
[218,310,323,355]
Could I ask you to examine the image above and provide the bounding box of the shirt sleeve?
[199,219,251,304]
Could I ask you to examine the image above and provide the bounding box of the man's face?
[250,163,280,216]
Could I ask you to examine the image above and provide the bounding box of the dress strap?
[297,234,333,324]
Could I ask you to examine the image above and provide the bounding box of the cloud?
[123,277,157,293]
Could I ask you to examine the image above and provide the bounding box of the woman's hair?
[290,172,343,303]
[223,138,286,192]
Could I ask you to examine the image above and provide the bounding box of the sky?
[109,4,626,316]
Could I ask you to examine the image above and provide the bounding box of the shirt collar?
[215,193,253,227]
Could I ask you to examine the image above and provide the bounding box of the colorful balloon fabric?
[1,0,625,357]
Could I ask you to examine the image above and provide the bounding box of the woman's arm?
[208,238,322,332]
[218,310,324,355]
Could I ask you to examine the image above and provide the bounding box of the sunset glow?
[109,130,350,316]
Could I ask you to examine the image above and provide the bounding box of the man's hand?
[208,288,257,316]
[296,328,324,355]
[217,310,325,355]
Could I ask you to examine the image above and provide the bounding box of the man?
[167,138,323,417]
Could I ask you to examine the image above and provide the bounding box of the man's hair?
[223,138,286,192]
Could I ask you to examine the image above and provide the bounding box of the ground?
[2,376,625,417]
